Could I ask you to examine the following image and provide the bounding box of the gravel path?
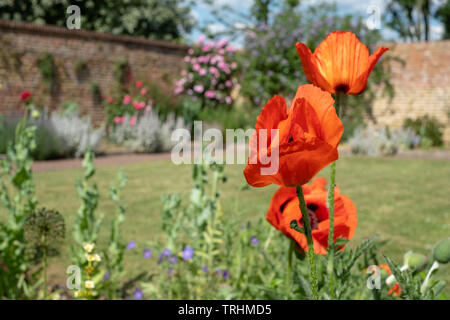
[27,147,450,172]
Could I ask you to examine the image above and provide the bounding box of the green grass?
[1,156,449,289]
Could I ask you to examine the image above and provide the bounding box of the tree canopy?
[0,0,195,41]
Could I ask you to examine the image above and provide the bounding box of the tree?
[435,0,450,39]
[0,0,194,41]
[385,0,433,41]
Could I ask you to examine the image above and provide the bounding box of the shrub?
[109,110,187,153]
[174,36,238,113]
[403,115,444,147]
[1,112,103,160]
[348,126,417,156]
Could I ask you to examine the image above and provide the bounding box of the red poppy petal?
[295,42,334,93]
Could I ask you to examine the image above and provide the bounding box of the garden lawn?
[1,156,449,291]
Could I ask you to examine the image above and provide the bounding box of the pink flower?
[193,64,201,72]
[114,116,125,124]
[174,87,183,95]
[145,105,152,113]
[194,85,204,93]
[199,68,207,76]
[107,96,114,103]
[216,38,228,48]
[184,56,190,62]
[133,101,145,110]
[130,116,137,126]
[231,62,237,70]
[225,96,232,105]
[205,90,216,99]
[225,80,232,88]
[197,35,206,45]
[188,48,194,55]
[136,81,143,89]
[219,49,225,55]
[181,70,187,76]
[123,95,131,105]
[226,45,236,52]
[140,88,148,95]
[21,91,31,100]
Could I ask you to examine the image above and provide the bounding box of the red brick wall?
[0,20,188,123]
[370,40,450,145]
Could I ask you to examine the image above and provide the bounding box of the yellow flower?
[73,290,81,298]
[83,243,95,253]
[85,280,95,289]
[85,253,101,262]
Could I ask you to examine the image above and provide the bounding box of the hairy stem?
[296,186,318,300]
[327,92,342,299]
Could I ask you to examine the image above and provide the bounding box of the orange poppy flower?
[296,31,389,95]
[266,177,357,254]
[379,264,402,297]
[243,84,344,187]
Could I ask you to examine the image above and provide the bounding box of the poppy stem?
[296,186,318,300]
[286,240,294,295]
[327,92,342,299]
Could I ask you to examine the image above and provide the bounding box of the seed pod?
[403,251,428,272]
[433,238,450,264]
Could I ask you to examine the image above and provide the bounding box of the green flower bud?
[31,109,40,119]
[403,251,428,272]
[433,238,450,264]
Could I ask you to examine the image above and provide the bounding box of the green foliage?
[70,150,130,299]
[103,170,128,299]
[0,0,194,41]
[113,59,130,90]
[384,0,433,41]
[436,0,450,39]
[37,52,56,92]
[74,59,89,81]
[403,115,444,147]
[0,110,37,298]
[72,150,103,266]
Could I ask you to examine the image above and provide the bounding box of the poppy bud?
[433,238,450,264]
[403,251,428,272]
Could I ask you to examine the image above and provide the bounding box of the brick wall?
[0,20,188,123]
[370,40,450,145]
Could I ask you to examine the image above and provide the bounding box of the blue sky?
[187,0,444,46]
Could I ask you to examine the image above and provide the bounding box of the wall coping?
[0,19,189,53]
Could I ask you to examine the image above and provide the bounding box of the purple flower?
[169,256,178,264]
[181,247,194,260]
[158,248,172,264]
[168,268,174,275]
[143,249,152,259]
[103,271,110,281]
[133,288,143,300]
[202,265,208,273]
[126,241,136,250]
[222,270,230,279]
[250,236,259,246]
